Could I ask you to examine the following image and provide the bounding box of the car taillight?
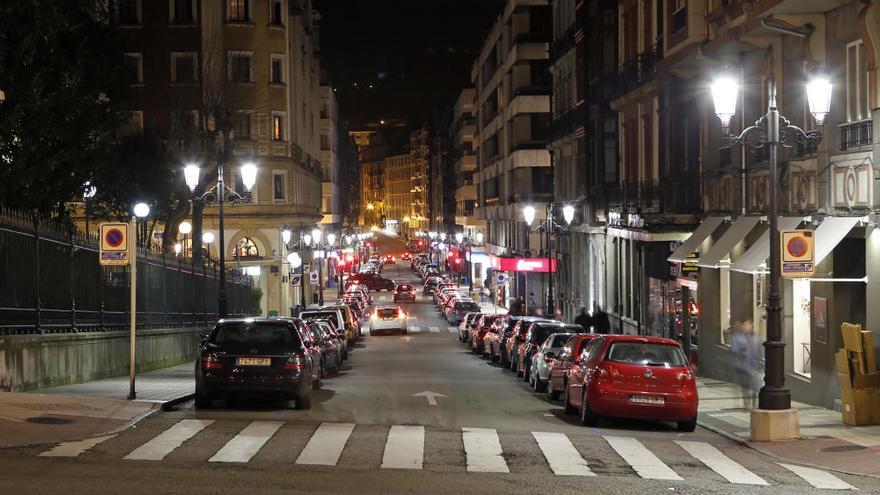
[597,363,621,382]
[201,352,222,370]
[677,369,695,381]
[284,355,304,373]
[371,313,378,321]
[398,312,406,320]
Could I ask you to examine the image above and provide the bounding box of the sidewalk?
[0,362,195,448]
[698,377,880,477]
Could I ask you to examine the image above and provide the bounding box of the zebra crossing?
[38,420,858,490]
[405,326,458,334]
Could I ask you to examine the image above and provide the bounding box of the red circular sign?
[105,228,124,248]
[787,236,808,257]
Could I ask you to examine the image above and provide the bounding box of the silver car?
[529,332,576,393]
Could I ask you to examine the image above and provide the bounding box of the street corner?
[0,391,155,449]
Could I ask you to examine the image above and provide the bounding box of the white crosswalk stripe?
[209,421,283,463]
[532,432,595,476]
[381,425,424,470]
[675,440,767,485]
[447,327,458,333]
[428,326,440,333]
[124,419,213,461]
[408,326,421,333]
[462,427,508,473]
[295,423,355,466]
[604,435,682,481]
[779,463,857,490]
[40,434,117,457]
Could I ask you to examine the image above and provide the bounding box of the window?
[228,0,250,22]
[123,53,143,84]
[671,0,686,33]
[118,0,140,25]
[320,134,329,150]
[229,52,252,82]
[272,113,285,141]
[171,0,195,24]
[270,0,283,25]
[171,53,197,83]
[235,238,260,257]
[846,40,870,122]
[270,55,284,83]
[234,112,251,140]
[273,172,286,201]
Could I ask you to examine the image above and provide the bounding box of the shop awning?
[814,216,861,265]
[667,216,725,263]
[697,216,761,268]
[730,217,804,273]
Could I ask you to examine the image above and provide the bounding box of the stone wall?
[0,326,209,391]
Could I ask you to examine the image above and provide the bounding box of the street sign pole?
[127,217,137,400]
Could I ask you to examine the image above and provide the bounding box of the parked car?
[483,316,509,360]
[546,333,601,400]
[517,321,575,378]
[446,299,480,325]
[458,312,483,343]
[422,276,441,295]
[495,316,528,366]
[369,305,408,336]
[301,306,356,347]
[195,318,318,409]
[401,252,412,261]
[506,317,550,372]
[347,272,395,292]
[528,332,578,392]
[470,314,505,355]
[304,319,342,375]
[393,282,416,302]
[312,318,348,361]
[564,335,698,431]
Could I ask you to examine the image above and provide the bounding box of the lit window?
[272,114,285,141]
[236,238,260,257]
[228,0,250,22]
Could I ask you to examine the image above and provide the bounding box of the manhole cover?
[26,417,74,425]
[820,445,867,453]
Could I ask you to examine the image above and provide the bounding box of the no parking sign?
[781,229,814,278]
[100,223,130,266]
[495,273,508,285]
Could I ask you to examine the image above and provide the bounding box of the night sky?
[315,0,506,129]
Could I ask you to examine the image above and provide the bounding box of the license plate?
[236,357,271,366]
[629,394,665,405]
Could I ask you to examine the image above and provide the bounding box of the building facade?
[115,0,325,316]
[452,89,485,239]
[319,84,342,230]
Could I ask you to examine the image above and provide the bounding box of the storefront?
[489,255,556,313]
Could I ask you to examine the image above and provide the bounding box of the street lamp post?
[312,228,324,306]
[184,161,257,318]
[522,204,573,317]
[710,64,831,429]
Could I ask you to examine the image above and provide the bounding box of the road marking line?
[381,425,424,470]
[462,427,509,473]
[532,432,595,476]
[778,463,857,490]
[674,440,767,485]
[603,435,682,481]
[408,326,421,333]
[429,326,440,333]
[123,419,213,461]
[208,421,284,463]
[40,434,117,457]
[295,423,355,466]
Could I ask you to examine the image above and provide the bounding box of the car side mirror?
[199,334,209,345]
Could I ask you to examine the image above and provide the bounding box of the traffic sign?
[781,229,814,278]
[100,223,130,266]
[309,271,319,283]
[495,273,508,285]
[290,274,302,286]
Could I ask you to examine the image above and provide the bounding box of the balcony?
[550,24,577,64]
[840,119,873,151]
[606,180,698,216]
[612,44,662,99]
[549,107,583,142]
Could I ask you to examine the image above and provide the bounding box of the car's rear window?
[457,302,479,312]
[301,311,339,327]
[397,284,413,291]
[530,326,556,343]
[378,308,401,318]
[606,342,687,366]
[212,322,300,346]
[549,334,574,347]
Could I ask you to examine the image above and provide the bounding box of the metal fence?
[0,207,253,335]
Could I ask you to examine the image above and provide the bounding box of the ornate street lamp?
[562,205,575,226]
[522,205,536,227]
[710,63,830,432]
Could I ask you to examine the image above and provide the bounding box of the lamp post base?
[749,408,800,442]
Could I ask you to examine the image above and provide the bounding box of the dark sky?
[314,0,506,129]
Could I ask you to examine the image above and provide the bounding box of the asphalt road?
[1,234,876,494]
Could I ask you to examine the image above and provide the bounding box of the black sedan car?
[346,272,395,291]
[195,318,320,410]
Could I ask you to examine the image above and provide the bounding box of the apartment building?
[451,89,485,239]
[319,84,341,230]
[472,0,552,308]
[114,0,324,316]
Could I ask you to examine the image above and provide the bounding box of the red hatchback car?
[564,335,698,432]
[545,333,602,400]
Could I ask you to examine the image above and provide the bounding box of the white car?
[529,332,577,392]
[369,305,408,336]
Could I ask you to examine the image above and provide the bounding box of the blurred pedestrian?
[593,305,611,333]
[553,308,564,321]
[528,292,537,311]
[574,308,593,332]
[731,318,760,409]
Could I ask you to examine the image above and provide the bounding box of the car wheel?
[295,389,312,410]
[677,416,698,432]
[313,368,323,390]
[534,375,547,393]
[580,391,599,426]
[563,386,577,414]
[194,390,212,409]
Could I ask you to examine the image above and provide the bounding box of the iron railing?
[0,207,253,335]
[840,119,873,151]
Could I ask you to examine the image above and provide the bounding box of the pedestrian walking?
[574,307,593,332]
[730,318,760,409]
[593,305,611,333]
[528,292,537,312]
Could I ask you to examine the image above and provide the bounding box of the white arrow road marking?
[778,463,857,490]
[124,419,213,461]
[381,425,424,470]
[400,336,415,342]
[675,441,767,485]
[412,390,446,406]
[462,427,509,473]
[603,435,682,481]
[428,326,440,333]
[532,432,596,476]
[295,423,355,466]
[209,421,283,463]
[40,434,117,457]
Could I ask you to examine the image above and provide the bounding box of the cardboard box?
[853,373,880,389]
[835,350,851,375]
[862,331,878,373]
[850,353,867,375]
[841,387,880,426]
[842,323,864,353]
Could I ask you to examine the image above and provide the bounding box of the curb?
[159,393,195,411]
[698,418,880,480]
